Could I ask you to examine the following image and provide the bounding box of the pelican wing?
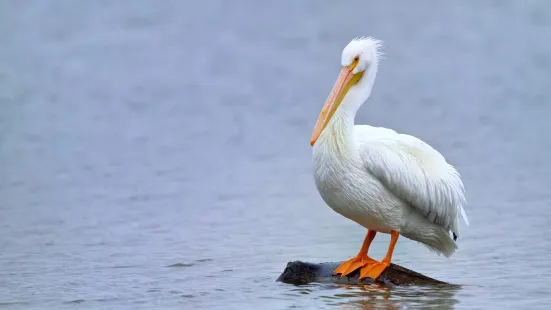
[354,125,469,235]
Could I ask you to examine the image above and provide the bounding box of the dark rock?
[277,261,454,286]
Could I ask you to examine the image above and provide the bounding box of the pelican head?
[310,37,383,146]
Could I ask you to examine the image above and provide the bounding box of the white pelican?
[311,37,469,280]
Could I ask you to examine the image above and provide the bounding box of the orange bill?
[310,65,362,146]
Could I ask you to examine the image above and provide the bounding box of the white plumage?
[311,37,469,260]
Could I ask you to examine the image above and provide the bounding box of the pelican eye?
[353,56,360,63]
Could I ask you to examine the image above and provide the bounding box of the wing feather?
[354,125,468,234]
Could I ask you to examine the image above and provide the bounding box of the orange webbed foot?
[333,255,376,277]
[334,230,398,280]
[359,259,390,280]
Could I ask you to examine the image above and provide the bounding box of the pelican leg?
[359,230,400,280]
[334,230,377,276]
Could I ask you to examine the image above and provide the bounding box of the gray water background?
[1,0,551,309]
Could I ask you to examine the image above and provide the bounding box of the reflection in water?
[318,284,460,310]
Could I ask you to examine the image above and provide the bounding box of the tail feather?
[402,216,458,258]
[406,229,457,258]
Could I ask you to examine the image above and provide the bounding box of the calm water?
[1,1,551,309]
